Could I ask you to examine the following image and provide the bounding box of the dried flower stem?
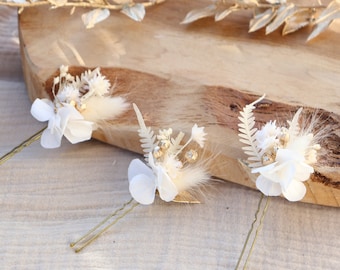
[0,0,165,10]
[0,127,46,166]
[70,198,139,253]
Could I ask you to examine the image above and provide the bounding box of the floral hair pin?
[238,95,321,201]
[70,104,210,252]
[30,65,129,148]
[129,103,210,204]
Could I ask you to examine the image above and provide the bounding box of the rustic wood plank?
[18,2,340,206]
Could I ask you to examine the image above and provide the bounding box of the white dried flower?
[191,124,207,148]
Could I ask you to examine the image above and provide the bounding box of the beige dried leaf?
[266,3,296,34]
[282,8,311,35]
[249,8,276,32]
[314,0,340,24]
[181,4,216,24]
[81,8,110,29]
[215,5,240,22]
[172,191,200,204]
[308,0,340,41]
[307,19,333,41]
[121,3,146,22]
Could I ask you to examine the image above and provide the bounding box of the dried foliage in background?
[181,0,340,41]
[1,0,339,37]
[0,0,165,28]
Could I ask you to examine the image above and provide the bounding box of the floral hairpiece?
[69,103,210,252]
[128,103,210,204]
[238,94,320,201]
[30,65,129,148]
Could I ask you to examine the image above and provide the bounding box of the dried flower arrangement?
[2,0,339,39]
[238,95,321,201]
[70,103,211,252]
[31,65,129,148]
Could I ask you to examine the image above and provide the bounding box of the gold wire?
[70,198,139,253]
[243,196,270,269]
[234,194,264,270]
[0,127,46,165]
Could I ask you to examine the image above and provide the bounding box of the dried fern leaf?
[133,103,157,159]
[238,95,265,166]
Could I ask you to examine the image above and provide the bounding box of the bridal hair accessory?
[70,104,210,252]
[238,94,321,201]
[128,104,210,205]
[30,65,129,148]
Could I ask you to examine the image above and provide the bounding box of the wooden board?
[18,1,340,207]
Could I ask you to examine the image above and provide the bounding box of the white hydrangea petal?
[256,175,282,196]
[277,162,296,190]
[276,148,303,163]
[129,174,156,205]
[40,128,63,149]
[63,120,93,144]
[156,167,178,202]
[30,98,55,122]
[128,159,154,182]
[282,180,306,202]
[251,162,277,174]
[294,162,314,182]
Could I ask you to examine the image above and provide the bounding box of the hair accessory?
[238,94,320,201]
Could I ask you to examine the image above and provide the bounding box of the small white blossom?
[255,121,280,152]
[191,124,206,148]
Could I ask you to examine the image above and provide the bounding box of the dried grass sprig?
[181,0,340,41]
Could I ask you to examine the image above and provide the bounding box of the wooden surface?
[18,1,340,207]
[1,6,340,270]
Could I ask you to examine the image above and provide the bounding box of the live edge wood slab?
[18,1,339,207]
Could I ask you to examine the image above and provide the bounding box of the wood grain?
[18,1,340,206]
